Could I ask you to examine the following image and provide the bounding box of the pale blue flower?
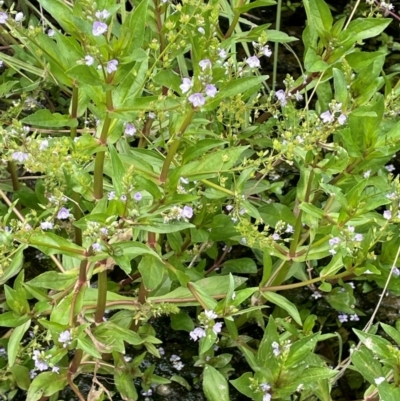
[188,93,205,108]
[92,21,107,36]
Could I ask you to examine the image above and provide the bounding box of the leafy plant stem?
[69,84,79,140]
[69,259,88,326]
[159,109,194,183]
[224,0,245,39]
[95,269,108,323]
[93,91,113,199]
[272,0,282,91]
[6,162,19,192]
[67,349,85,401]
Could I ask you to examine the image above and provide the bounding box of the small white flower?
[338,314,348,323]
[337,114,347,125]
[92,243,102,252]
[354,233,363,242]
[285,224,294,233]
[329,237,340,246]
[212,322,223,334]
[40,221,53,230]
[59,330,72,345]
[374,376,385,385]
[204,310,218,320]
[295,91,303,101]
[275,89,287,106]
[199,59,212,71]
[47,29,55,37]
[120,194,127,201]
[148,112,156,119]
[108,191,116,200]
[133,192,142,201]
[95,9,110,19]
[225,205,233,211]
[393,267,400,277]
[246,55,260,68]
[262,45,272,57]
[15,12,24,22]
[272,233,280,241]
[198,27,205,34]
[320,110,334,123]
[218,49,227,59]
[0,12,8,24]
[329,249,337,255]
[92,21,108,36]
[12,151,29,163]
[383,210,392,220]
[350,314,360,321]
[205,84,217,97]
[181,205,193,219]
[311,291,322,299]
[180,177,189,185]
[106,59,118,73]
[180,77,192,94]
[100,228,108,235]
[364,170,371,178]
[189,327,206,341]
[84,55,94,66]
[385,164,395,172]
[124,123,136,136]
[57,207,70,220]
[271,341,280,357]
[39,139,49,150]
[188,93,205,108]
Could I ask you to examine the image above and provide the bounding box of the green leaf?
[230,373,256,399]
[134,221,195,233]
[26,371,68,401]
[203,365,229,401]
[28,271,77,290]
[341,18,391,45]
[4,285,29,315]
[0,312,30,327]
[303,0,333,34]
[203,76,267,111]
[77,336,102,359]
[10,364,31,390]
[333,68,348,105]
[0,246,25,285]
[8,320,31,367]
[109,144,125,195]
[21,109,78,128]
[234,0,276,13]
[285,334,320,368]
[27,232,85,259]
[353,329,393,360]
[351,346,384,383]
[380,323,400,347]
[171,311,195,332]
[262,291,302,325]
[114,371,138,401]
[221,258,257,274]
[123,0,148,56]
[65,65,103,86]
[138,255,165,290]
[150,276,247,306]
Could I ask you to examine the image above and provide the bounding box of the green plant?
[1,0,400,400]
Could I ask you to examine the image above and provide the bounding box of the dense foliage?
[1,0,400,400]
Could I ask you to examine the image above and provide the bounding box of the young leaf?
[261,291,302,326]
[8,320,31,367]
[203,365,229,401]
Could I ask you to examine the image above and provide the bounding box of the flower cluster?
[320,101,347,125]
[163,205,193,223]
[92,9,110,36]
[58,330,73,348]
[170,354,184,371]
[179,59,218,107]
[32,350,59,373]
[189,310,223,341]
